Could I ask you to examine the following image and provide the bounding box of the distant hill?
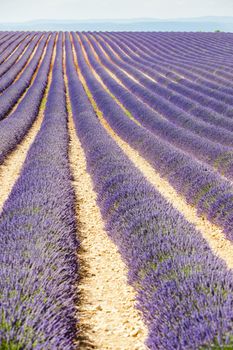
[0,17,233,32]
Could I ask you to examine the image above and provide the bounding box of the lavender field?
[1,31,233,349]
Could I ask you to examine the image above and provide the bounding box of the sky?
[1,0,233,22]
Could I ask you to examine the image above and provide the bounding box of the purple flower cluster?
[66,32,233,349]
[0,33,78,349]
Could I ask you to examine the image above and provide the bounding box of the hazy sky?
[1,0,233,22]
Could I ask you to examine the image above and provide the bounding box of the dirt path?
[66,90,147,350]
[0,37,55,214]
[74,63,233,271]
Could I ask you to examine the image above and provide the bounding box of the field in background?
[1,31,233,349]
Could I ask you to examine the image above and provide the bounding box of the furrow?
[64,42,147,350]
[69,112,147,350]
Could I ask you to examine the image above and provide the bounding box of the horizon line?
[1,15,233,24]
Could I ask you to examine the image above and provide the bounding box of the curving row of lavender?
[80,33,233,176]
[87,33,233,139]
[72,32,233,240]
[0,33,78,349]
[100,32,233,109]
[110,32,233,89]
[66,32,233,349]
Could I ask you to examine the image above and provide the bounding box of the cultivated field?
[1,31,233,349]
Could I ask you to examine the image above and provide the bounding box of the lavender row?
[0,33,43,93]
[0,33,55,164]
[0,33,35,78]
[0,33,78,349]
[0,32,29,65]
[105,31,233,107]
[0,33,48,120]
[66,33,233,350]
[0,32,22,56]
[125,32,231,61]
[160,32,233,57]
[122,31,233,88]
[72,32,233,239]
[0,33,17,47]
[92,32,233,119]
[95,32,233,125]
[101,32,233,102]
[125,32,232,68]
[79,34,233,181]
[92,33,233,129]
[118,32,233,95]
[98,32,233,121]
[117,32,233,86]
[139,33,227,61]
[0,32,12,45]
[136,32,233,76]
